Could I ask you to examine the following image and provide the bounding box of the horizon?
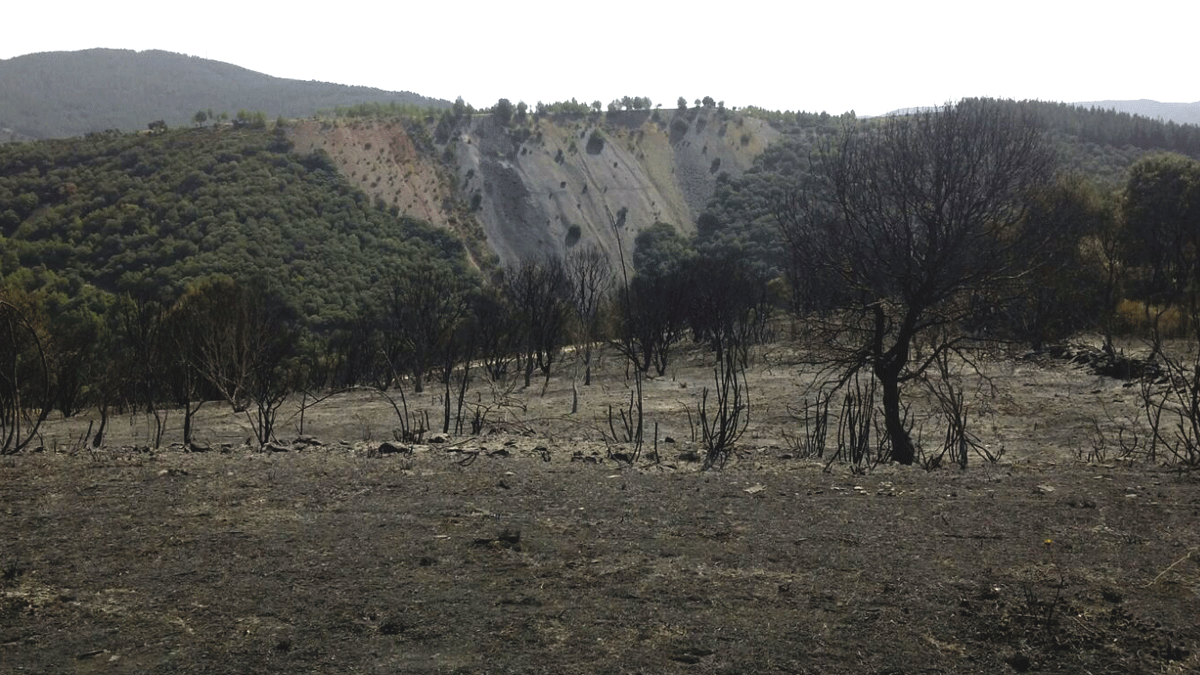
[4,46,1198,120]
[3,0,1196,118]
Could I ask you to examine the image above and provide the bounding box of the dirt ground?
[3,342,1199,674]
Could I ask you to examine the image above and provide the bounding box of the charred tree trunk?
[523,349,535,389]
[872,305,916,465]
[877,370,913,465]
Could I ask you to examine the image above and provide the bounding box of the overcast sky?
[4,0,1194,116]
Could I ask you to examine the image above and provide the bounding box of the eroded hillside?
[287,108,778,269]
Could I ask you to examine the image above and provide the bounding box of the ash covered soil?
[3,343,1199,674]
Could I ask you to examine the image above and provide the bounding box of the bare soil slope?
[286,109,778,270]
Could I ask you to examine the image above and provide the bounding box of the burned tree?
[382,261,475,393]
[167,277,299,446]
[504,257,573,390]
[613,222,692,376]
[686,254,770,469]
[565,244,613,386]
[170,277,263,412]
[777,100,1057,465]
[0,296,51,454]
[111,294,171,447]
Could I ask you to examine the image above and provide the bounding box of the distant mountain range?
[2,48,1198,142]
[1073,100,1200,126]
[0,49,450,140]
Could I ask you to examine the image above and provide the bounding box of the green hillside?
[0,49,450,139]
[0,124,469,329]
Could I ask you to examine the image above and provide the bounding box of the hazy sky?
[5,0,1194,116]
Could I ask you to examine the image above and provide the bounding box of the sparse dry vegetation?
[3,339,1200,674]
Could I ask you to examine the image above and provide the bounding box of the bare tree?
[777,100,1057,465]
[683,254,770,469]
[565,244,613,387]
[617,222,692,376]
[620,271,689,376]
[382,262,474,393]
[112,294,171,447]
[473,286,520,382]
[504,257,573,390]
[605,208,644,458]
[243,316,299,447]
[160,300,208,447]
[435,292,481,435]
[168,277,299,449]
[171,277,265,412]
[0,297,51,454]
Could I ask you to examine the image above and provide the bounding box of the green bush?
[586,130,605,155]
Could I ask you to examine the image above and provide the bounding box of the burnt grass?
[3,347,1200,674]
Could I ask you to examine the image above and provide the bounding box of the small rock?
[264,442,291,453]
[377,441,410,456]
[1035,484,1055,494]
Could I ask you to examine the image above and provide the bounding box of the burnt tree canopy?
[778,100,1058,464]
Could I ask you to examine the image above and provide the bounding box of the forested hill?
[696,98,1200,280]
[5,95,1200,325]
[0,125,469,329]
[0,49,450,140]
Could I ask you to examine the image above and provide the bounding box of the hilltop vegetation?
[0,49,449,140]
